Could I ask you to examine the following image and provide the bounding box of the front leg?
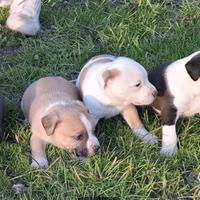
[91,115,100,127]
[121,105,158,144]
[160,105,178,156]
[30,134,48,167]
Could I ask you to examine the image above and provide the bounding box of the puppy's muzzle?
[75,144,100,158]
[87,143,100,155]
[75,148,88,157]
[92,144,100,153]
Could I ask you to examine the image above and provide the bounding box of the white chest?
[83,95,121,120]
[99,105,120,119]
[174,93,200,117]
[182,95,200,116]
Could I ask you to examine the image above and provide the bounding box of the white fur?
[77,56,157,124]
[160,50,200,155]
[6,0,41,35]
[166,50,200,117]
[0,0,13,7]
[31,157,48,168]
[80,114,100,155]
[44,101,72,114]
[134,128,158,144]
[160,125,177,156]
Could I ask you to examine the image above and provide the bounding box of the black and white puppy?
[148,50,200,156]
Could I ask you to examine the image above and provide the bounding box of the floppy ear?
[185,54,200,81]
[41,112,60,136]
[98,68,120,89]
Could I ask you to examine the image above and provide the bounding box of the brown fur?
[21,76,96,167]
[121,105,144,129]
[102,69,120,88]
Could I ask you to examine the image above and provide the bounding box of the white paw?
[134,128,158,145]
[161,125,177,156]
[160,145,177,156]
[31,158,48,168]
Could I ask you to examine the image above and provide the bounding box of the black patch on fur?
[185,53,200,81]
[148,62,172,96]
[148,62,177,126]
[161,102,177,125]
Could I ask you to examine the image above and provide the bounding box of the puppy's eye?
[135,82,141,87]
[74,133,83,141]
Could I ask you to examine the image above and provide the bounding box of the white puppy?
[77,55,158,144]
[148,50,200,156]
[6,0,41,35]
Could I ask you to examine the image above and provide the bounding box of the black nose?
[152,90,158,97]
[94,145,100,153]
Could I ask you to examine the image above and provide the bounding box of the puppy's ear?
[185,54,200,81]
[98,69,120,89]
[41,112,60,136]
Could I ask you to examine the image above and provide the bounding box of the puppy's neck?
[45,101,72,114]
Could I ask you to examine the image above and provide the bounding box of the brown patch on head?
[57,108,86,136]
[41,112,60,136]
[102,68,120,88]
[47,107,89,154]
[79,57,114,97]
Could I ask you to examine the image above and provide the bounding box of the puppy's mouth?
[74,148,89,158]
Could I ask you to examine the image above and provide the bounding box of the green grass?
[1,0,200,199]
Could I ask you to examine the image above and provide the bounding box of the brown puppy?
[0,96,5,140]
[21,77,100,167]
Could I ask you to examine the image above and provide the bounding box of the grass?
[0,0,200,199]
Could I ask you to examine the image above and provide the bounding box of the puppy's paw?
[134,128,158,145]
[31,158,48,168]
[160,145,177,156]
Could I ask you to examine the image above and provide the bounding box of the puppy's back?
[21,76,80,120]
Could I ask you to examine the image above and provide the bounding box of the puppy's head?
[41,102,100,158]
[185,53,200,81]
[98,57,157,105]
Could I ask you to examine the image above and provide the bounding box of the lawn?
[0,0,200,199]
